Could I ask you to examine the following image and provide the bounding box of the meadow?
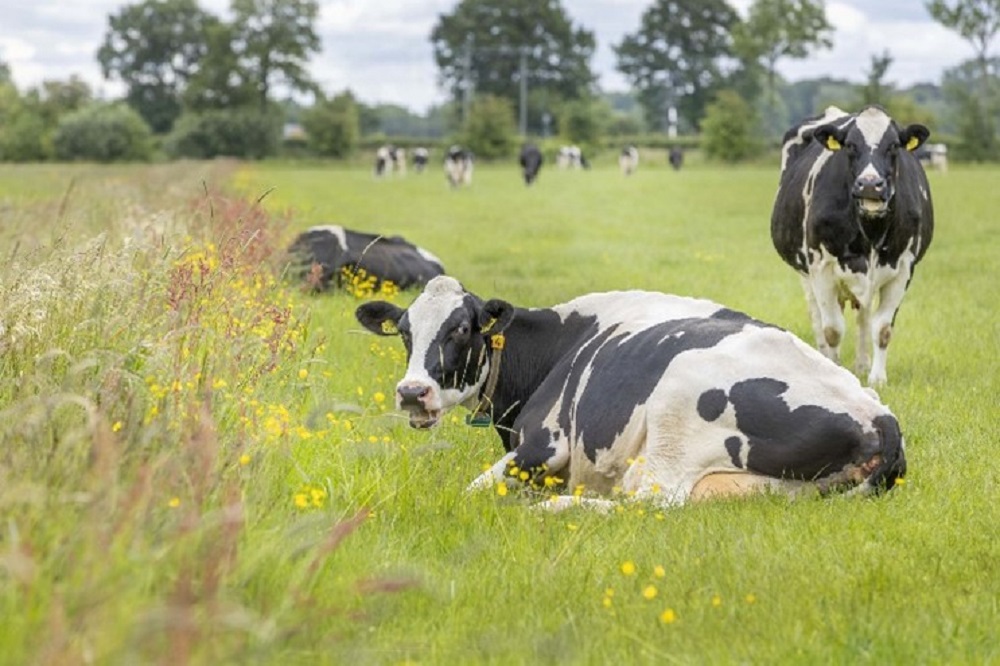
[0,155,997,664]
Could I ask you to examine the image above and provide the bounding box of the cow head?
[813,106,929,218]
[355,276,514,429]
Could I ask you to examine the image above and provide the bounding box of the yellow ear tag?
[481,317,497,334]
[906,136,920,151]
[380,320,398,335]
[826,136,841,151]
[490,333,506,350]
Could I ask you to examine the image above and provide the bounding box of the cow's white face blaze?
[355,276,492,429]
[813,106,929,220]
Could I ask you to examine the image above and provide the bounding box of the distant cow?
[519,143,543,185]
[287,225,445,291]
[771,105,934,386]
[356,276,906,508]
[619,145,639,175]
[668,146,684,171]
[915,142,948,173]
[444,145,474,188]
[557,145,589,170]
[375,145,406,177]
[412,147,430,173]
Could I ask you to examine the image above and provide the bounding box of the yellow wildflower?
[659,609,677,624]
[712,595,722,607]
[111,421,123,432]
[654,565,666,578]
[239,454,251,466]
[298,368,309,380]
[621,561,636,576]
[168,497,180,508]
[496,482,509,497]
[642,585,658,600]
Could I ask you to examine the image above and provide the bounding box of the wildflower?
[373,391,386,404]
[659,608,677,624]
[112,421,123,432]
[711,595,722,607]
[368,435,379,444]
[168,497,181,508]
[653,565,666,578]
[621,561,636,576]
[294,493,309,508]
[298,368,309,380]
[566,523,579,531]
[239,454,251,466]
[745,594,756,604]
[496,482,508,497]
[642,585,658,600]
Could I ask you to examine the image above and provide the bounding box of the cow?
[557,145,590,170]
[412,147,430,173]
[771,105,934,387]
[519,143,544,185]
[286,225,445,292]
[375,145,406,177]
[619,145,639,176]
[444,145,474,188]
[355,276,906,509]
[668,146,684,171]
[915,142,948,173]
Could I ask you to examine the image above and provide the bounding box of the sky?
[0,0,980,114]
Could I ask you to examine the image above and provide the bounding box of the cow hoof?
[867,371,887,388]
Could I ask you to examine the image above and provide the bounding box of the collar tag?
[466,413,492,427]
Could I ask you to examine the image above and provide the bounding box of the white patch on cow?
[780,106,850,173]
[415,246,444,268]
[855,107,892,149]
[858,162,880,182]
[552,291,722,332]
[919,184,929,201]
[310,224,347,251]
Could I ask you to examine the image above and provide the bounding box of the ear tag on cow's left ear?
[480,317,497,334]
[826,136,842,151]
[906,136,920,151]
[466,413,492,427]
[381,320,398,335]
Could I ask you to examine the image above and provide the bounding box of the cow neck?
[467,332,506,427]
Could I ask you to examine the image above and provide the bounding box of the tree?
[229,0,321,112]
[701,90,761,162]
[943,56,1000,160]
[860,51,894,105]
[0,59,11,86]
[732,0,832,135]
[559,97,608,148]
[614,0,739,132]
[98,0,219,132]
[927,0,1000,76]
[462,94,517,159]
[430,0,596,128]
[301,91,359,157]
[183,22,256,111]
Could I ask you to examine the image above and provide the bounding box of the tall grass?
[1,159,997,664]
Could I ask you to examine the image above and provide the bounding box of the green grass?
[1,158,998,664]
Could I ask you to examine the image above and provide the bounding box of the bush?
[0,112,50,162]
[52,103,152,162]
[165,107,282,160]
[301,92,360,158]
[701,90,761,163]
[462,95,517,160]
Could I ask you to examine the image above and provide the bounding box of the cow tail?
[866,414,907,493]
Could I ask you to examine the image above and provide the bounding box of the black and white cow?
[557,145,590,170]
[519,143,544,185]
[356,276,906,508]
[771,105,934,386]
[412,147,430,173]
[287,225,445,291]
[668,146,684,171]
[444,145,474,188]
[375,145,406,177]
[619,145,639,176]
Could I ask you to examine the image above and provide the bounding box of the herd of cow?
[289,105,935,510]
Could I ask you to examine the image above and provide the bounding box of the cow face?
[813,106,929,219]
[355,276,514,428]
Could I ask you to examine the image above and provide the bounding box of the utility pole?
[462,35,474,126]
[518,47,528,137]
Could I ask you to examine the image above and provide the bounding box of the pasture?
[0,157,997,664]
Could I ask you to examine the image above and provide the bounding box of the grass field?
[1,157,997,664]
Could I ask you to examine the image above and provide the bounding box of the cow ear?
[900,124,930,151]
[813,124,846,152]
[356,301,405,336]
[479,299,515,334]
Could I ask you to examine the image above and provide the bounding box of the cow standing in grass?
[356,276,906,508]
[771,105,934,386]
[519,143,543,185]
[445,145,473,188]
[619,146,639,175]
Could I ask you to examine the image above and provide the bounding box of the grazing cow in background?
[413,147,430,173]
[619,145,639,175]
[915,143,948,173]
[375,145,406,177]
[771,105,934,386]
[444,145,474,188]
[557,145,590,170]
[287,225,445,291]
[668,147,684,171]
[519,143,544,185]
[356,276,906,508]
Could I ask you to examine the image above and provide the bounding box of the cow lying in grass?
[356,276,906,508]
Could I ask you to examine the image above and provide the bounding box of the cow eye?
[453,322,470,338]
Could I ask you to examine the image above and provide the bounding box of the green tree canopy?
[701,89,761,162]
[183,22,257,111]
[462,94,517,159]
[860,51,894,106]
[301,91,360,157]
[430,0,596,125]
[927,0,1000,72]
[614,0,739,132]
[97,0,220,132]
[229,0,321,111]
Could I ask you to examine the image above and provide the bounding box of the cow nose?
[397,384,430,409]
[854,176,886,199]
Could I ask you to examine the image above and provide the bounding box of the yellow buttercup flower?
[659,608,677,624]
[642,585,658,600]
[621,561,636,576]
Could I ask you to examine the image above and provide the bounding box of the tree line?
[0,0,998,163]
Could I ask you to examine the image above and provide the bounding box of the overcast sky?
[0,1,980,113]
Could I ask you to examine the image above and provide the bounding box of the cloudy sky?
[0,0,979,113]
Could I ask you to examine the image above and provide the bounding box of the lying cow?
[771,105,933,386]
[619,145,639,176]
[287,225,445,291]
[356,276,906,508]
[519,143,543,185]
[445,145,474,188]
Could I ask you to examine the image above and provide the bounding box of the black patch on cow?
[725,436,744,469]
[511,426,558,478]
[697,389,727,422]
[417,294,486,392]
[729,377,864,479]
[565,317,754,463]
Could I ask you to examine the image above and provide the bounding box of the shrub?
[701,90,761,163]
[301,92,360,158]
[52,103,152,162]
[462,95,516,160]
[165,107,282,160]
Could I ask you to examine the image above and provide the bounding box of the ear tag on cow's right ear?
[906,136,920,151]
[826,136,842,151]
[381,320,398,335]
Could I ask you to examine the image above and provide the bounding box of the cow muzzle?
[852,176,889,216]
[396,382,441,429]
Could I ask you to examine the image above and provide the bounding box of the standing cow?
[444,145,474,188]
[619,145,639,175]
[412,147,430,173]
[375,145,406,177]
[668,147,684,171]
[519,143,543,185]
[356,276,906,508]
[771,105,933,386]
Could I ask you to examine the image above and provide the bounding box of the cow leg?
[466,433,571,493]
[867,267,912,386]
[801,275,833,359]
[854,304,873,378]
[467,451,516,492]
[808,270,846,363]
